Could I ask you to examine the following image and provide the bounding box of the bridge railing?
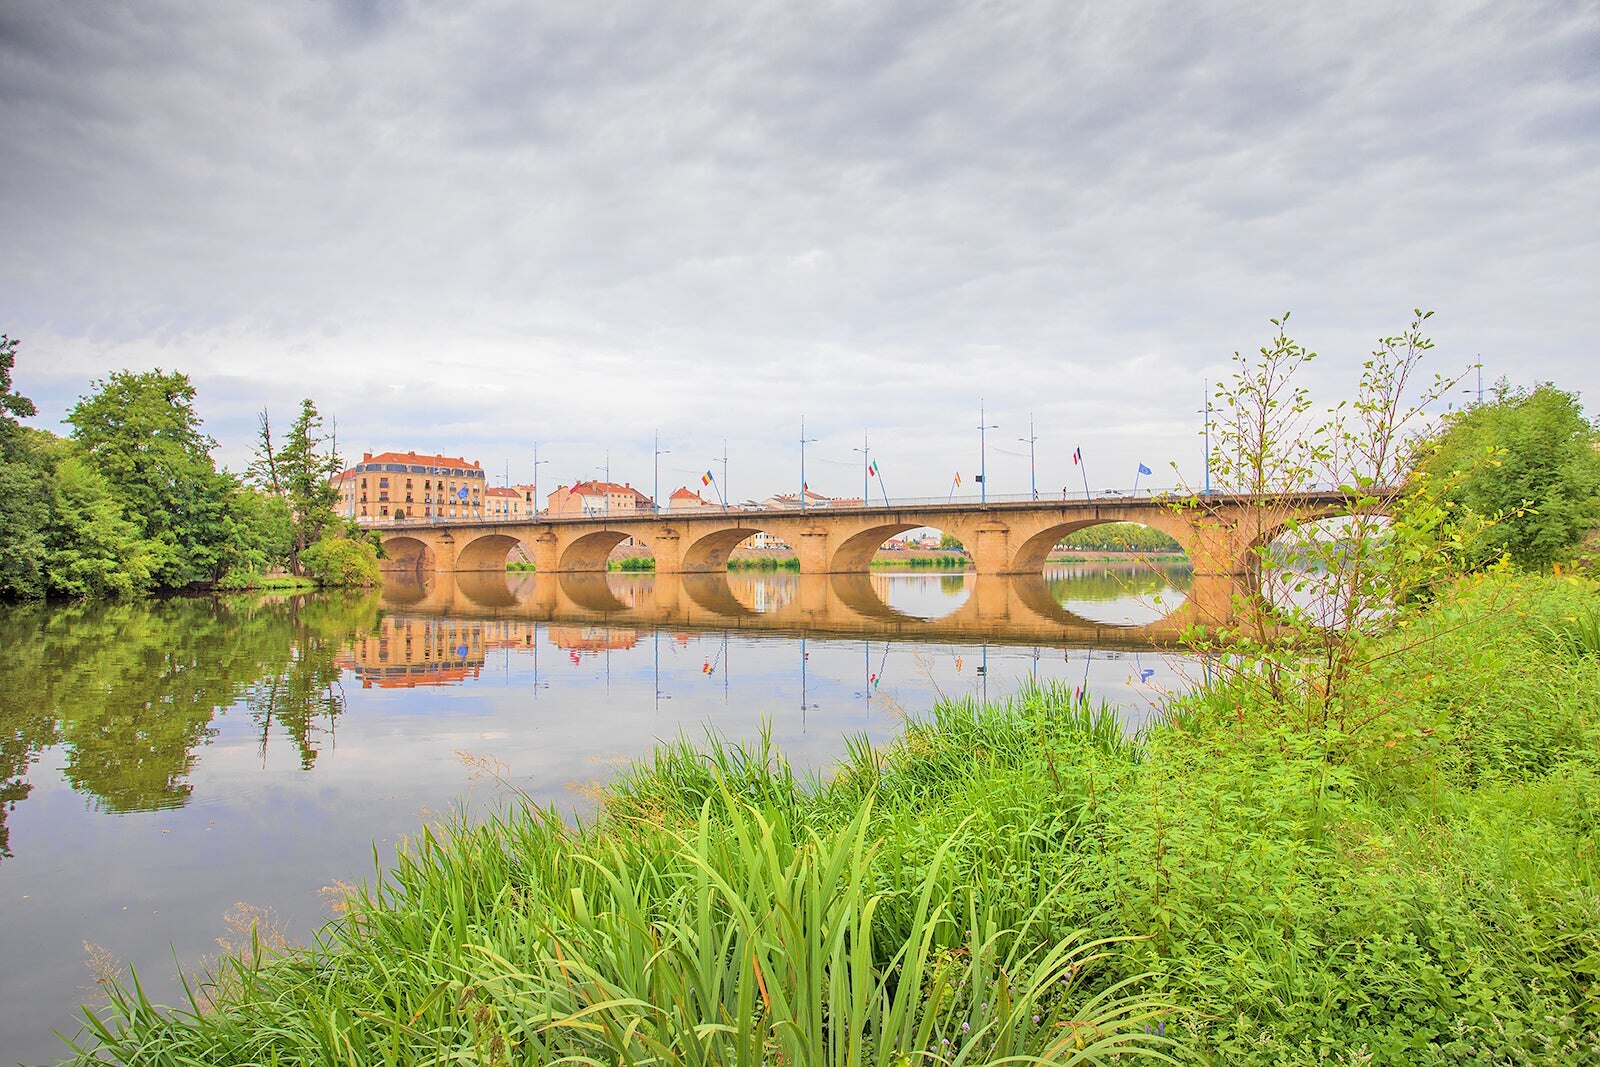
[365,485,1371,528]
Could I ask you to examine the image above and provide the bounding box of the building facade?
[546,480,654,517]
[334,450,487,523]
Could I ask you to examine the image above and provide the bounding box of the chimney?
[363,452,372,462]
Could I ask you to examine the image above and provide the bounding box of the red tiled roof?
[670,486,704,499]
[485,486,519,498]
[364,450,480,470]
[570,480,650,500]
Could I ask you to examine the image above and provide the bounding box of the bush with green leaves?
[298,535,381,587]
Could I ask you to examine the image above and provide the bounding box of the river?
[0,562,1195,1064]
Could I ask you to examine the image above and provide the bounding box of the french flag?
[1072,447,1082,465]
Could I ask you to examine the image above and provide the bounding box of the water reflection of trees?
[1042,563,1192,603]
[0,592,380,852]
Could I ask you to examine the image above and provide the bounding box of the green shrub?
[298,535,380,587]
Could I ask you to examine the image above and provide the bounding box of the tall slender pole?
[852,431,869,508]
[978,400,998,505]
[800,417,817,510]
[1201,380,1212,495]
[1019,414,1037,501]
[653,430,670,515]
[531,442,548,518]
[721,439,729,514]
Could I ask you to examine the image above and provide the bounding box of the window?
[379,477,389,489]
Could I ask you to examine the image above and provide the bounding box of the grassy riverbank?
[61,572,1600,1065]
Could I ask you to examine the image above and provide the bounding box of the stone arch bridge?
[377,491,1367,579]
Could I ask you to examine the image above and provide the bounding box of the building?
[668,486,720,511]
[758,489,860,509]
[546,480,654,517]
[484,485,538,520]
[333,451,487,523]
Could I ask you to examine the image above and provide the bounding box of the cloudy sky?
[2,0,1596,503]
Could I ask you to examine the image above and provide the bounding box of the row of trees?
[0,335,378,601]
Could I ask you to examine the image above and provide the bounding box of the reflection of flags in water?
[702,660,713,675]
[1137,463,1152,476]
[702,471,713,486]
[1140,668,1155,682]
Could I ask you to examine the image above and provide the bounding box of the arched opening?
[456,533,527,572]
[380,535,432,572]
[683,526,787,572]
[559,530,644,572]
[1025,521,1193,627]
[830,523,973,620]
[1257,512,1394,630]
[454,570,519,608]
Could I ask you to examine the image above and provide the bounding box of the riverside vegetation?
[0,336,380,599]
[45,314,1600,1065]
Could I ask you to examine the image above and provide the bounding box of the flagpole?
[1078,448,1091,502]
[1132,465,1142,494]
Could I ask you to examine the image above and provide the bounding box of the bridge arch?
[1007,513,1197,575]
[828,522,926,572]
[380,534,434,572]
[456,532,529,572]
[558,529,649,572]
[680,526,769,572]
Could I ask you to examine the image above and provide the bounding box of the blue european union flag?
[1137,463,1152,476]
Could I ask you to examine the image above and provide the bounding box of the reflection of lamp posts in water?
[799,417,817,511]
[978,399,998,504]
[653,431,670,516]
[1019,413,1038,501]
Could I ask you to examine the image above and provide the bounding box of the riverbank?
[57,572,1600,1065]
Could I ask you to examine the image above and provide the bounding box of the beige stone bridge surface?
[376,491,1362,580]
[379,569,1258,651]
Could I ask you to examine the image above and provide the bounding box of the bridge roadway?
[377,490,1360,579]
[381,568,1257,651]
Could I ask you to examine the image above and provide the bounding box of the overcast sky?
[2,0,1596,502]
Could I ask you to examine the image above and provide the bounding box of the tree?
[0,335,37,432]
[67,369,239,588]
[269,398,343,575]
[1413,383,1600,570]
[0,336,49,598]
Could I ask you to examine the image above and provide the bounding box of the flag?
[701,470,713,486]
[1072,448,1082,465]
[954,472,962,486]
[1137,463,1152,476]
[867,461,877,477]
[457,485,469,500]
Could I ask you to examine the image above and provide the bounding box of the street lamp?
[531,442,549,518]
[978,399,998,504]
[653,430,670,515]
[852,430,870,508]
[1199,381,1212,495]
[596,450,611,518]
[1018,414,1037,501]
[799,417,817,511]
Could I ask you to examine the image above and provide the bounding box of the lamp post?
[596,450,610,518]
[799,417,817,511]
[1200,381,1212,495]
[1019,413,1037,501]
[852,430,870,508]
[978,399,998,505]
[653,430,670,515]
[531,443,548,518]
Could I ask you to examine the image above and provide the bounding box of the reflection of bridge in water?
[382,568,1253,651]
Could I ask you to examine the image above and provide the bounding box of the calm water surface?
[0,563,1193,1064]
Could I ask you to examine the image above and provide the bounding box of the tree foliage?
[1412,383,1600,570]
[67,369,238,588]
[261,398,343,576]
